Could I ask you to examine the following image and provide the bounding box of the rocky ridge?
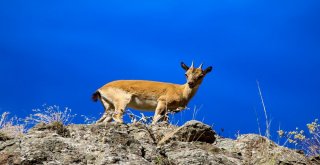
[0,120,318,165]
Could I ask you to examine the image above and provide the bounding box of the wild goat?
[92,62,213,124]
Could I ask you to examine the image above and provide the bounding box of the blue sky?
[0,0,319,138]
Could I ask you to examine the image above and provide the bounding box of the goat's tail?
[92,91,101,102]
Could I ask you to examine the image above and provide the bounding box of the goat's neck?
[182,83,200,102]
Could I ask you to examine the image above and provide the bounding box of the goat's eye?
[185,74,188,77]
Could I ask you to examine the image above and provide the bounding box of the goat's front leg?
[152,101,167,124]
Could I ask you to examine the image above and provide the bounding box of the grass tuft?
[25,104,76,126]
[0,112,25,138]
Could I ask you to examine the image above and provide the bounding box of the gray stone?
[158,120,216,145]
[0,121,315,165]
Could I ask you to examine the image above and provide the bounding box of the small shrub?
[30,120,70,137]
[278,118,320,157]
[25,104,76,126]
[47,121,70,137]
[154,155,172,165]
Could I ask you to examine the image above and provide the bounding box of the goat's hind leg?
[112,101,128,124]
[97,98,114,123]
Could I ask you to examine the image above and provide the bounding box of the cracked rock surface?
[0,120,317,165]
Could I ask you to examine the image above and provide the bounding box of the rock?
[0,121,315,165]
[29,121,70,138]
[158,120,216,145]
[214,136,236,151]
[149,122,177,143]
[160,141,242,165]
[310,156,320,164]
[0,152,21,165]
[0,132,13,141]
[215,134,315,165]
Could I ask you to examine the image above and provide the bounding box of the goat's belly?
[128,96,158,112]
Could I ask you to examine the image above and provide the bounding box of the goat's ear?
[203,66,213,74]
[181,62,189,71]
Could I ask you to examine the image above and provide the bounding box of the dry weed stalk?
[256,80,271,139]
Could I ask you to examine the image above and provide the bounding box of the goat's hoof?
[112,118,124,124]
[103,117,112,123]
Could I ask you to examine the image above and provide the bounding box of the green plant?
[154,156,172,165]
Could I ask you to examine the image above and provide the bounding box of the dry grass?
[127,109,153,124]
[278,118,320,157]
[0,112,25,138]
[80,115,97,124]
[255,81,320,157]
[168,105,203,127]
[256,80,271,139]
[0,105,77,138]
[25,104,76,126]
[125,105,203,126]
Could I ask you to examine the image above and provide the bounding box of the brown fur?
[99,80,194,109]
[93,62,212,124]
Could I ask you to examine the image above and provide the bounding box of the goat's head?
[181,61,213,88]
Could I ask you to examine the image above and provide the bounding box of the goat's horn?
[198,63,203,69]
[191,61,194,68]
